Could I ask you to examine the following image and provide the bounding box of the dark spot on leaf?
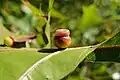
[38,48,66,53]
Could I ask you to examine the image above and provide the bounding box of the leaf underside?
[87,31,120,62]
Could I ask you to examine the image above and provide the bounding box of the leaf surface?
[19,45,100,80]
[0,48,48,80]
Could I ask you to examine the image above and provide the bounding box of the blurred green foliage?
[0,0,120,80]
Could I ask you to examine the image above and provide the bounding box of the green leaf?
[36,33,48,47]
[79,4,103,31]
[45,0,54,48]
[19,45,100,80]
[22,0,44,17]
[51,9,67,21]
[49,0,54,11]
[86,31,120,62]
[0,48,48,80]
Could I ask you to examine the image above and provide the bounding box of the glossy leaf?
[19,45,100,80]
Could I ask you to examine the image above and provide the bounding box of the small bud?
[55,29,70,37]
[54,29,72,48]
[4,37,14,47]
[55,36,71,48]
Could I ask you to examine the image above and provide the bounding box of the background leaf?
[1,9,34,34]
[79,4,103,31]
[49,0,54,11]
[51,9,67,21]
[22,0,44,17]
[22,0,48,47]
[86,31,120,62]
[0,23,12,44]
